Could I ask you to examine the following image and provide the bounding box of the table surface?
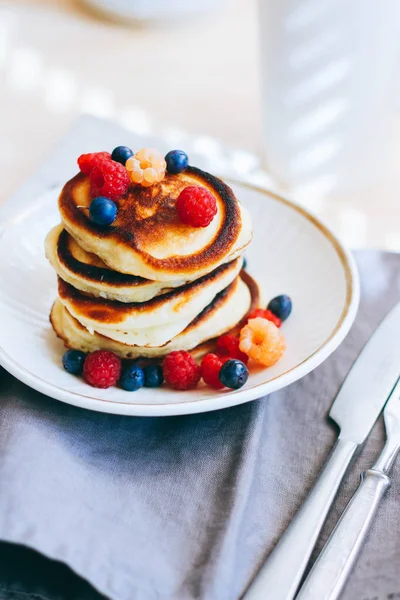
[1,0,400,251]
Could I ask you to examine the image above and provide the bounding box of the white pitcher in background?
[258,0,400,203]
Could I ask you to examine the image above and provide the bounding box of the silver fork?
[297,376,400,600]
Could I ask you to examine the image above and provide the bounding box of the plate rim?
[0,180,360,416]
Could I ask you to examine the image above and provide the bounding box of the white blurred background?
[1,0,400,250]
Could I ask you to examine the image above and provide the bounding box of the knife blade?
[297,375,400,600]
[243,301,400,600]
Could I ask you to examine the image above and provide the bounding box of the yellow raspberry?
[239,317,286,367]
[126,156,140,171]
[126,157,143,184]
[142,167,158,187]
[130,169,144,184]
[126,148,166,187]
[135,148,160,167]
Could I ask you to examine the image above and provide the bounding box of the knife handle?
[243,438,358,600]
[296,469,391,600]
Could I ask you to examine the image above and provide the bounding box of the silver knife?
[297,375,400,600]
[243,301,400,600]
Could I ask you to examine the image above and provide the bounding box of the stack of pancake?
[46,166,256,359]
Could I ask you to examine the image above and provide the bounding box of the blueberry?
[165,150,189,174]
[111,146,134,165]
[62,349,86,375]
[119,363,145,392]
[144,364,164,388]
[89,196,117,226]
[267,295,292,321]
[242,256,247,270]
[219,359,249,390]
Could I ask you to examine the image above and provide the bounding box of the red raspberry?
[78,152,111,175]
[247,308,282,328]
[162,351,201,390]
[201,353,229,389]
[90,160,130,201]
[216,333,249,363]
[83,350,122,388]
[176,185,217,228]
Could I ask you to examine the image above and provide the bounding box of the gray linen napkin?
[1,118,400,600]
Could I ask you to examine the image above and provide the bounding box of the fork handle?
[296,469,391,600]
[243,438,358,600]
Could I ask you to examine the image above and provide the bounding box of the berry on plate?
[267,295,292,321]
[165,150,189,174]
[143,364,164,388]
[247,308,282,328]
[83,350,122,388]
[219,359,249,390]
[239,317,286,367]
[216,334,248,363]
[62,349,86,375]
[201,353,229,389]
[90,159,130,200]
[126,148,166,187]
[176,185,217,228]
[89,196,118,226]
[78,152,111,175]
[111,146,134,166]
[120,363,145,392]
[163,351,201,391]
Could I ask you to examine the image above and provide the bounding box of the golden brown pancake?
[50,271,260,359]
[45,225,191,303]
[195,269,261,356]
[56,256,243,332]
[58,166,252,282]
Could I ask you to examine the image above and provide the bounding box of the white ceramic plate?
[0,181,359,416]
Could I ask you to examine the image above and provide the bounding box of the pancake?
[94,270,262,349]
[57,256,243,334]
[58,166,252,282]
[45,225,186,303]
[50,275,254,359]
[195,269,261,357]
